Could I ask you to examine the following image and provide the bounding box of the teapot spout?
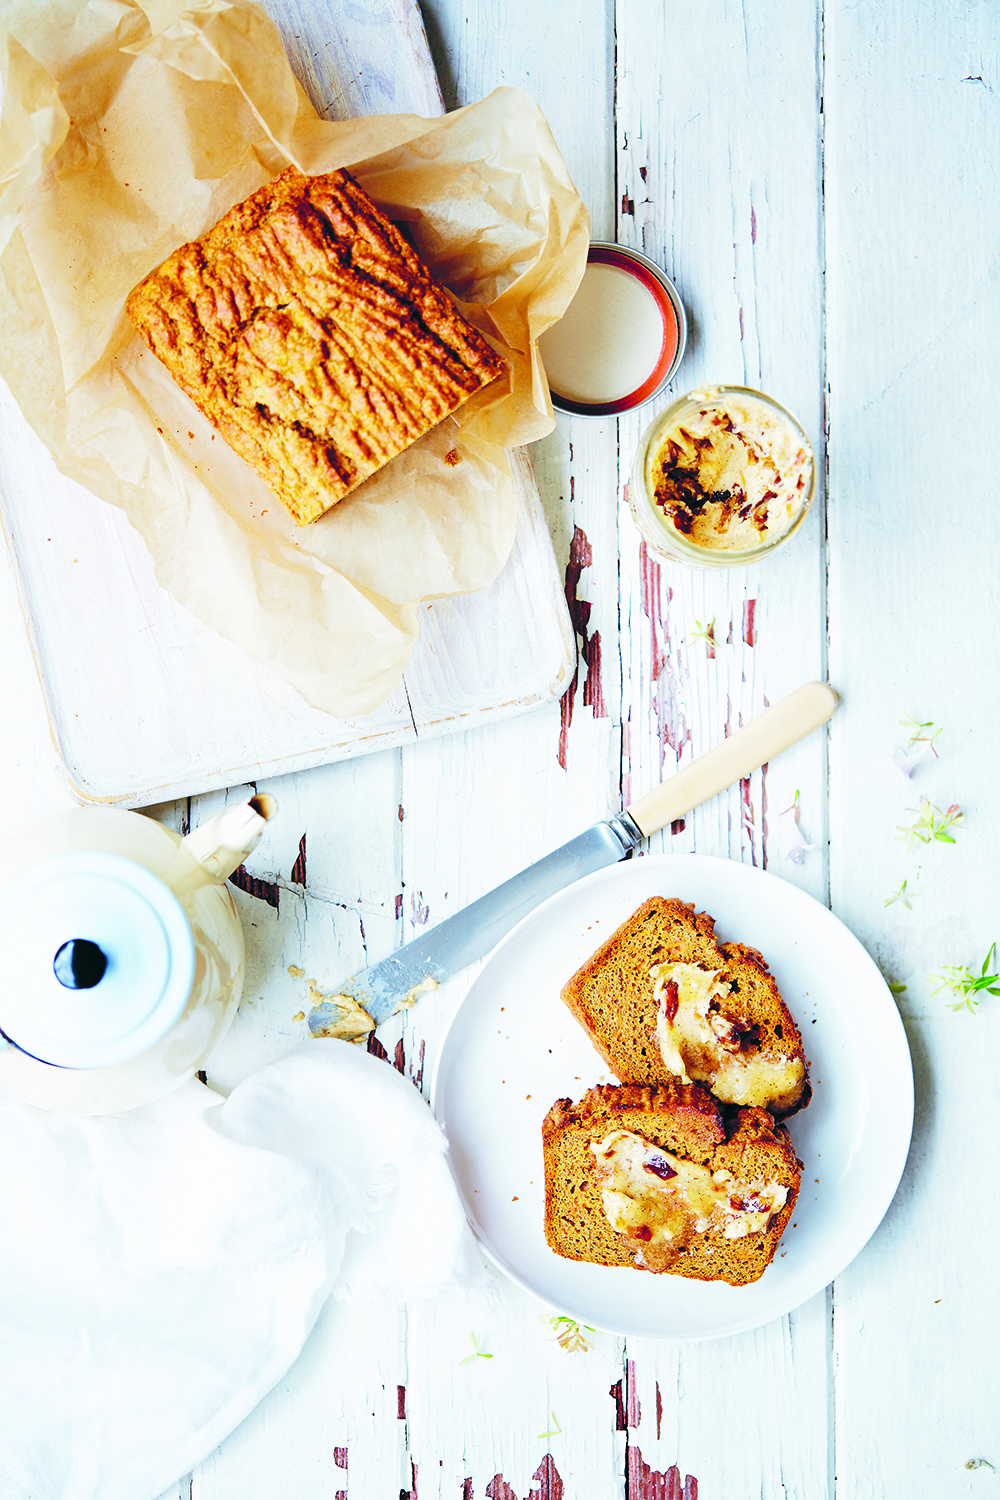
[180,795,277,882]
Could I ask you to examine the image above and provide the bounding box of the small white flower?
[781,792,816,865]
[889,742,931,778]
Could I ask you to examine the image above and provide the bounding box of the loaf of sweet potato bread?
[542,1082,801,1284]
[126,167,505,525]
[559,897,810,1118]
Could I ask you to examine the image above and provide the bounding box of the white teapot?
[0,796,276,1113]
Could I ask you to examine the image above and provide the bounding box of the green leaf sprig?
[928,944,1000,1014]
[884,879,913,909]
[688,619,716,649]
[538,1413,562,1440]
[896,796,964,852]
[899,714,943,755]
[459,1332,493,1365]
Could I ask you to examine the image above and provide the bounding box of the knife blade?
[309,680,838,1030]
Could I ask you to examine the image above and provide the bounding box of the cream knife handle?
[625,681,838,839]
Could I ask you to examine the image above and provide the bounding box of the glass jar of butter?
[627,385,815,567]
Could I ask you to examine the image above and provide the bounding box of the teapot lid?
[0,851,195,1070]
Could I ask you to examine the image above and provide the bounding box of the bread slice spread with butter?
[559,896,810,1118]
[542,1083,801,1284]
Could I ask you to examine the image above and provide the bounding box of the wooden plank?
[616,0,828,891]
[825,2,1000,1494]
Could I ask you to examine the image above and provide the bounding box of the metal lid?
[0,851,195,1069]
[539,243,687,417]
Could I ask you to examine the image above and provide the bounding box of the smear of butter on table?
[304,978,375,1043]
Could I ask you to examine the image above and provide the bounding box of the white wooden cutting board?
[0,0,574,809]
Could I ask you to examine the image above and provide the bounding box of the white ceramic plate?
[432,854,914,1341]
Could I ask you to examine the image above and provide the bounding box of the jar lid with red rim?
[538,243,687,418]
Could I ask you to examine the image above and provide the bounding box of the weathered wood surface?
[1,0,997,1497]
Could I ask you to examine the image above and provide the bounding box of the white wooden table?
[2,1,998,1496]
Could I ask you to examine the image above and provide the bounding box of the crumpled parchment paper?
[0,0,589,716]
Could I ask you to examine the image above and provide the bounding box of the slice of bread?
[559,897,810,1117]
[542,1083,801,1284]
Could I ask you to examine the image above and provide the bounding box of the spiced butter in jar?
[628,385,815,567]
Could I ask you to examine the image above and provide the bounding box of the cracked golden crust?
[125,167,506,525]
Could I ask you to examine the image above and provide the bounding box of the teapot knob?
[53,939,108,990]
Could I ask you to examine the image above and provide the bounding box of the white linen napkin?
[0,1040,492,1500]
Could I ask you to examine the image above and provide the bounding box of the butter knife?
[309,681,838,1030]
